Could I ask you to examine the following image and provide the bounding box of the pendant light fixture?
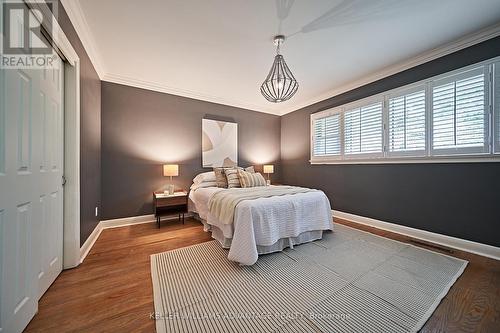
[260,35,298,103]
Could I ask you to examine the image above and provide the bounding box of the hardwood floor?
[25,219,212,333]
[25,217,500,332]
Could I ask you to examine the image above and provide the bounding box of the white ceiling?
[63,0,500,115]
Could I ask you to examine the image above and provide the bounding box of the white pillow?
[190,181,218,191]
[193,171,216,184]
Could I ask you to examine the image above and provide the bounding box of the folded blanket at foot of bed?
[207,186,317,225]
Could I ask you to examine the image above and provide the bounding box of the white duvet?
[190,186,333,265]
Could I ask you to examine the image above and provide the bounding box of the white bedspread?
[190,186,333,265]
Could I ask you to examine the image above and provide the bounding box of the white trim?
[49,3,500,117]
[79,213,193,263]
[25,0,79,65]
[311,156,500,164]
[310,57,500,165]
[333,210,500,261]
[59,0,105,78]
[62,59,81,268]
[104,23,500,117]
[100,214,157,229]
[283,22,500,115]
[79,221,103,264]
[101,73,278,115]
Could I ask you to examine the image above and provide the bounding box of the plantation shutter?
[432,69,487,154]
[313,113,341,157]
[388,89,426,155]
[495,62,500,153]
[344,102,383,156]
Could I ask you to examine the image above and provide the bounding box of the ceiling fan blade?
[301,0,406,34]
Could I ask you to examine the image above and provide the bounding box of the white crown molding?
[101,73,280,115]
[104,22,500,117]
[279,22,500,116]
[333,210,500,261]
[60,0,105,78]
[55,2,500,117]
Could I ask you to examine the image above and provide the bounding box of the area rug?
[150,223,467,333]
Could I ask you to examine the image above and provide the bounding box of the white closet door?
[37,59,64,298]
[0,56,64,333]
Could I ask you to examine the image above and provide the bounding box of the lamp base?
[164,184,175,195]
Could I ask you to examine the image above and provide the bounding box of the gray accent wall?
[57,2,102,246]
[281,36,500,248]
[101,82,281,220]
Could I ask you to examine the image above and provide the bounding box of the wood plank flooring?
[24,217,500,332]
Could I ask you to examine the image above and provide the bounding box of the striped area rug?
[150,224,467,333]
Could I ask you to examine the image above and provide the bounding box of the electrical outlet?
[95,206,98,217]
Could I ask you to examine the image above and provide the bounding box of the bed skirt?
[193,213,326,255]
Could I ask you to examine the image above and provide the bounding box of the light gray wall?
[280,36,500,248]
[101,82,281,220]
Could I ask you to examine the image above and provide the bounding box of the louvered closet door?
[0,58,64,333]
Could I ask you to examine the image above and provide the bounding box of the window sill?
[310,155,500,165]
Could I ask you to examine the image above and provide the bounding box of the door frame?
[26,0,81,269]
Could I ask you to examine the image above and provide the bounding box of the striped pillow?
[237,170,266,188]
[224,168,242,188]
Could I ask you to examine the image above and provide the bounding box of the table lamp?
[163,164,178,194]
[263,164,274,185]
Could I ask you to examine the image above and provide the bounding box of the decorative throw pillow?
[237,170,267,188]
[244,166,255,173]
[224,167,242,188]
[190,181,218,191]
[213,167,228,188]
[192,171,216,184]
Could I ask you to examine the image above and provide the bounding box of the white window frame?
[342,96,385,160]
[493,61,500,154]
[310,56,500,164]
[385,84,428,158]
[310,107,343,163]
[430,67,490,157]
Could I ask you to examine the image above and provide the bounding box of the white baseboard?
[79,213,192,263]
[79,222,104,264]
[333,210,500,261]
[100,214,157,229]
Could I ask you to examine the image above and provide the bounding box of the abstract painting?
[202,119,237,167]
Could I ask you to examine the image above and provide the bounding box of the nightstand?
[153,191,188,228]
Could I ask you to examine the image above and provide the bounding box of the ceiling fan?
[259,0,404,103]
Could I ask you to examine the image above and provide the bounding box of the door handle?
[62,175,67,186]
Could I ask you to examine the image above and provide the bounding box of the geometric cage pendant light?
[260,35,299,103]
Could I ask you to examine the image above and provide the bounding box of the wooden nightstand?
[153,191,188,228]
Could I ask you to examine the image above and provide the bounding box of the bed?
[189,184,333,265]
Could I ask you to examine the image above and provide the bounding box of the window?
[431,68,488,155]
[344,102,383,157]
[310,56,500,164]
[495,61,500,154]
[312,113,341,157]
[387,87,426,156]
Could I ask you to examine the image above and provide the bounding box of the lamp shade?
[163,164,179,177]
[263,165,274,174]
